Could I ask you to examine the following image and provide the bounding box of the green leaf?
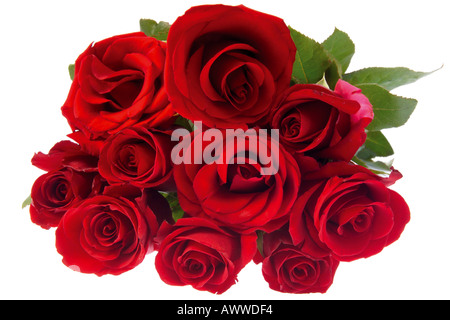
[343,66,438,91]
[352,155,393,176]
[357,131,394,160]
[321,28,355,89]
[358,84,417,131]
[322,28,355,74]
[323,61,341,90]
[139,19,170,41]
[256,231,265,257]
[170,202,184,222]
[22,194,31,209]
[174,115,195,132]
[161,192,184,222]
[68,64,75,81]
[289,26,331,84]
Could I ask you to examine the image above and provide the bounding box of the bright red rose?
[271,80,373,161]
[62,32,175,154]
[98,127,175,191]
[173,128,301,233]
[155,217,257,294]
[260,228,339,294]
[289,158,410,262]
[164,4,296,129]
[55,187,172,276]
[30,140,101,229]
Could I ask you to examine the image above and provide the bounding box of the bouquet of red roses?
[24,4,432,294]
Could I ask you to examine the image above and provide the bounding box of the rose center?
[54,180,69,200]
[281,112,301,139]
[116,142,155,176]
[336,208,374,236]
[185,259,204,274]
[46,175,73,206]
[224,67,253,105]
[350,212,372,232]
[119,145,137,167]
[107,78,144,111]
[227,163,271,193]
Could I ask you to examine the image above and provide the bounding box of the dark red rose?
[98,127,175,191]
[30,168,97,229]
[173,128,301,233]
[62,32,175,154]
[155,217,257,294]
[271,80,373,161]
[30,140,101,229]
[289,158,410,261]
[260,228,339,294]
[55,187,172,276]
[165,4,296,129]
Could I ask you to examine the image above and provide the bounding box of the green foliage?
[289,27,331,85]
[161,192,184,222]
[358,131,394,159]
[322,28,355,89]
[22,194,31,209]
[343,66,437,91]
[358,84,417,131]
[68,64,75,80]
[139,19,171,41]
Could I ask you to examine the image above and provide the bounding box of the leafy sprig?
[288,25,437,173]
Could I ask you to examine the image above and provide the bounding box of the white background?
[1,0,449,300]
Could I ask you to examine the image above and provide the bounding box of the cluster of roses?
[29,4,410,294]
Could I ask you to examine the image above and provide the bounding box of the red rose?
[155,217,257,294]
[31,140,98,173]
[62,32,174,154]
[260,228,339,294]
[30,169,97,230]
[55,187,172,276]
[289,158,410,261]
[98,127,175,191]
[30,141,101,229]
[173,128,301,233]
[271,80,373,161]
[165,4,296,129]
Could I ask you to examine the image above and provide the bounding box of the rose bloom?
[30,168,98,230]
[55,187,172,276]
[259,228,339,294]
[271,80,374,161]
[155,217,257,294]
[289,157,410,262]
[62,32,174,155]
[173,128,301,233]
[30,140,101,229]
[164,4,296,129]
[98,127,175,191]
